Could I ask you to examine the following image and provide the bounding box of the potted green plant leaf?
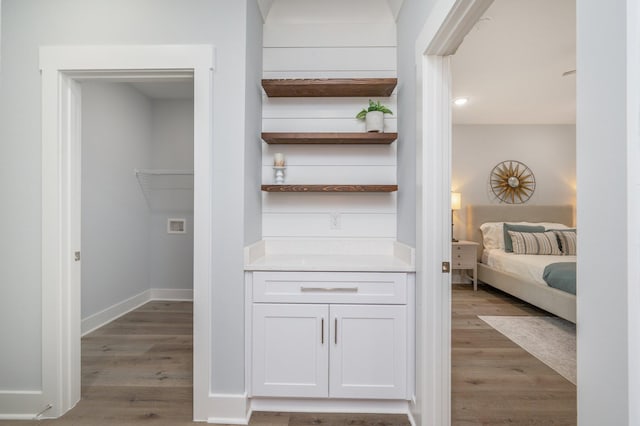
[356,99,393,133]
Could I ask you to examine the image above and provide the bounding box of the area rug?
[478,315,576,384]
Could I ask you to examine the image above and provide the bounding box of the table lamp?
[451,192,461,242]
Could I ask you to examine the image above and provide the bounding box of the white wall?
[208,0,255,398]
[0,0,253,414]
[151,99,194,169]
[577,0,634,424]
[627,3,640,425]
[396,2,438,425]
[261,0,398,240]
[397,0,437,248]
[452,124,576,240]
[244,0,263,246]
[81,82,153,318]
[149,99,194,291]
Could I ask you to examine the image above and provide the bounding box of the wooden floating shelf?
[261,185,398,193]
[261,78,397,97]
[261,132,398,145]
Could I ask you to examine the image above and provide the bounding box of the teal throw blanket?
[543,262,576,295]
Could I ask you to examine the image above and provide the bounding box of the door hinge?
[442,261,450,273]
[74,251,81,262]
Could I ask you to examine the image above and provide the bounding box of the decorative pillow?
[503,223,545,253]
[480,222,570,250]
[553,229,577,255]
[541,223,570,230]
[480,222,506,250]
[508,230,563,255]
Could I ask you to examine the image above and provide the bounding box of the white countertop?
[244,239,415,272]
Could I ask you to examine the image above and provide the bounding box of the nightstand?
[451,240,480,290]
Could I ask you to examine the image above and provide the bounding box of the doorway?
[80,79,195,336]
[449,0,577,423]
[76,78,195,419]
[39,46,213,419]
[412,0,580,424]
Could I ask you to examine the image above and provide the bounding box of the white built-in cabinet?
[247,271,413,401]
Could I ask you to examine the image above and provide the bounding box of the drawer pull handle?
[321,318,324,344]
[335,318,338,344]
[300,287,359,293]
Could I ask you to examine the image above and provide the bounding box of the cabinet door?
[252,304,329,397]
[329,304,407,399]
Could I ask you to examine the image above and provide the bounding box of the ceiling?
[451,0,576,124]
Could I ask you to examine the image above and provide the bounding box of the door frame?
[412,1,493,425]
[39,45,214,418]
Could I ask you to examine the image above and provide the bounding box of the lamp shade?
[451,192,462,210]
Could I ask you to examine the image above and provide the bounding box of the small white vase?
[273,167,286,184]
[365,111,384,133]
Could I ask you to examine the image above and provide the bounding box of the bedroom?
[449,0,577,423]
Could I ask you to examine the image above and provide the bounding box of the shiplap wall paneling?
[263,23,397,48]
[262,14,397,239]
[262,193,396,213]
[263,144,396,164]
[263,212,397,238]
[261,167,396,185]
[263,96,398,119]
[262,117,398,133]
[263,48,396,73]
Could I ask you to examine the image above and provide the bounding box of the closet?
[80,80,194,332]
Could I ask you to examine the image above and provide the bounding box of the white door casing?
[412,1,493,425]
[39,45,214,419]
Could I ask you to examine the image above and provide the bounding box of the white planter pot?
[365,111,384,133]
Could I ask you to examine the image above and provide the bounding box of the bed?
[467,205,576,323]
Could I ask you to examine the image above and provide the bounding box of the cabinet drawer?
[252,271,407,304]
[452,259,475,269]
[452,245,476,268]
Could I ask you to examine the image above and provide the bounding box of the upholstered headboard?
[467,205,575,260]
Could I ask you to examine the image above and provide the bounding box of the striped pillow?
[508,231,563,255]
[554,230,577,255]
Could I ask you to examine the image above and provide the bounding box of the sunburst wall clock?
[490,160,536,204]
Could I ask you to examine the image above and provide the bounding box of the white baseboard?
[81,288,194,336]
[0,390,44,420]
[150,288,193,301]
[81,290,151,336]
[249,397,410,415]
[206,393,250,424]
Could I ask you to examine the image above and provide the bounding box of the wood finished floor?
[2,286,576,425]
[452,283,576,425]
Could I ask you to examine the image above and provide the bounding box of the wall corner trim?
[206,393,250,425]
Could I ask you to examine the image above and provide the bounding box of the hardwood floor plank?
[451,283,576,425]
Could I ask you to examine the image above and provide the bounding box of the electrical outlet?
[329,212,341,230]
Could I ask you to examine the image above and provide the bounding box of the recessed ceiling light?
[453,97,469,106]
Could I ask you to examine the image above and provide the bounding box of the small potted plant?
[356,99,393,133]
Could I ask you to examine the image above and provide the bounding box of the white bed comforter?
[482,249,577,286]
